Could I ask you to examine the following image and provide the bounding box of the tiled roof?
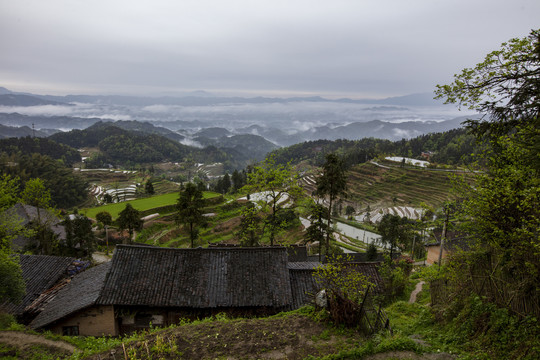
[30,262,111,330]
[288,261,321,270]
[97,245,293,308]
[343,262,385,294]
[288,261,385,309]
[289,267,321,309]
[0,255,75,316]
[7,204,66,249]
[286,246,309,262]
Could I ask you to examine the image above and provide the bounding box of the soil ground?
[1,314,455,360]
[0,331,76,358]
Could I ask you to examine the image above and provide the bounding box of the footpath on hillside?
[409,281,426,304]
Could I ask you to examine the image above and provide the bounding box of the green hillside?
[83,191,221,220]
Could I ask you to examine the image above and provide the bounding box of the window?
[62,326,79,336]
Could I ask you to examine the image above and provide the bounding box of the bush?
[440,296,540,359]
[378,255,411,302]
[0,313,16,330]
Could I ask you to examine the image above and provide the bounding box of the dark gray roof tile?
[0,254,75,315]
[97,245,293,308]
[30,262,111,330]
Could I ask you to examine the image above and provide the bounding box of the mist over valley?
[0,90,476,146]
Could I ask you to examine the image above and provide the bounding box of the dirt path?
[0,330,76,354]
[409,281,425,303]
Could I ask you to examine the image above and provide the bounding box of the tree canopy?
[176,182,205,248]
[0,175,26,304]
[435,29,540,318]
[243,156,303,246]
[435,28,539,138]
[315,153,348,255]
[117,203,143,244]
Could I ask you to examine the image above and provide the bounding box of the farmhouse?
[425,235,471,265]
[29,245,386,336]
[30,245,293,336]
[0,254,87,324]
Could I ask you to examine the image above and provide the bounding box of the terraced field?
[347,161,470,210]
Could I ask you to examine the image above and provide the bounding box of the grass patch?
[83,191,220,219]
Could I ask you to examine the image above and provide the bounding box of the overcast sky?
[1,0,538,98]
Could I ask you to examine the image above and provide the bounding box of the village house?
[425,235,471,265]
[0,254,88,324]
[6,203,66,251]
[30,245,293,336]
[29,245,385,336]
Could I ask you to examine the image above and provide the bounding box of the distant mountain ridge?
[0,86,444,107]
[0,124,49,138]
[0,94,67,106]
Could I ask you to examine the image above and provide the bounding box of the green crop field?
[83,191,221,219]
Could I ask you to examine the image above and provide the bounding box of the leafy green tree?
[176,183,205,248]
[0,175,26,304]
[145,180,155,195]
[0,251,25,304]
[0,174,20,210]
[435,29,540,313]
[0,175,27,252]
[244,156,304,246]
[214,173,232,194]
[435,28,539,152]
[1,153,88,208]
[315,153,348,256]
[21,178,51,213]
[117,203,143,244]
[96,211,112,253]
[366,243,378,261]
[62,215,96,257]
[102,193,113,204]
[236,202,262,247]
[231,169,246,192]
[314,254,374,327]
[96,211,112,228]
[221,173,231,194]
[377,214,412,259]
[20,178,58,254]
[304,202,331,258]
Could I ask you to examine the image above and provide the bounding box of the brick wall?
[49,305,117,336]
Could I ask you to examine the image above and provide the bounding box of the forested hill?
[0,137,81,166]
[48,121,274,170]
[48,121,131,148]
[0,152,88,208]
[49,122,194,165]
[270,128,480,167]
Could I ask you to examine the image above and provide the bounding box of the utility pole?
[438,205,450,270]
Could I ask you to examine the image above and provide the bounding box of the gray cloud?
[1,0,539,97]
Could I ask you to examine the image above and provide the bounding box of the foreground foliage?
[436,29,539,320]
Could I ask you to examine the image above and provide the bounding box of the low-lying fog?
[0,98,477,145]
